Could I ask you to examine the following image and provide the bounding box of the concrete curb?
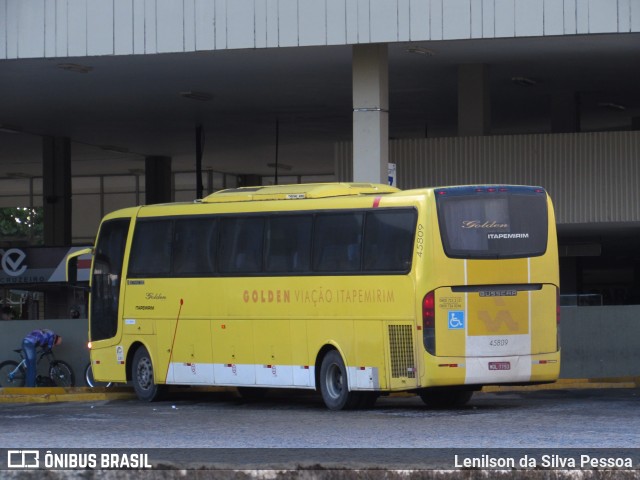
[0,386,240,403]
[0,387,137,403]
[483,377,640,392]
[0,379,637,403]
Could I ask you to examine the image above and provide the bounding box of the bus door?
[89,217,131,382]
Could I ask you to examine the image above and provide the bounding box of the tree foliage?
[0,207,44,245]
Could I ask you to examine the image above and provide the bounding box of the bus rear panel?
[421,185,559,389]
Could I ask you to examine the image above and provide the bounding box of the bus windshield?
[435,186,548,259]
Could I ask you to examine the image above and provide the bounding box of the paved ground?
[1,384,639,449]
[1,385,639,477]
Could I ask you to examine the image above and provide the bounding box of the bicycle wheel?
[0,360,26,387]
[49,360,75,387]
[84,362,112,388]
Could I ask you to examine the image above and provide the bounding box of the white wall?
[2,0,640,59]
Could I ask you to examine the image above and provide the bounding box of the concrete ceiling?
[1,32,639,179]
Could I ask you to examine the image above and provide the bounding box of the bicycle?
[84,362,112,387]
[0,347,76,387]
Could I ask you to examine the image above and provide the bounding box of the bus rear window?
[436,187,548,259]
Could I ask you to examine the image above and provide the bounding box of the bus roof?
[201,182,399,203]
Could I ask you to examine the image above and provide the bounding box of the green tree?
[0,207,44,245]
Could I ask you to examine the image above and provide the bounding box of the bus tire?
[132,346,164,402]
[319,350,358,410]
[418,387,473,409]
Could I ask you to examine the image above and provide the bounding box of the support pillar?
[145,156,172,205]
[43,136,71,246]
[352,44,389,184]
[458,64,491,136]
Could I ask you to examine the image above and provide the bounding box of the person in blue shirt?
[22,329,62,387]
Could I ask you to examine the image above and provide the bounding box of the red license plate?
[488,361,511,371]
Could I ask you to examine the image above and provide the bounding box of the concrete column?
[145,156,172,204]
[352,44,388,184]
[551,91,580,133]
[42,136,71,246]
[458,64,491,136]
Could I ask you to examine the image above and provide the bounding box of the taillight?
[422,291,436,355]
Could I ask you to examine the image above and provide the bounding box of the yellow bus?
[69,182,560,410]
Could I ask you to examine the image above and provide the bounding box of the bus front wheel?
[132,346,164,402]
[418,387,473,409]
[319,350,360,410]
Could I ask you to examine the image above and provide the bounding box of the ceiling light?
[267,162,292,171]
[406,46,436,56]
[57,63,93,73]
[0,124,23,134]
[179,91,213,101]
[511,76,537,87]
[597,102,625,111]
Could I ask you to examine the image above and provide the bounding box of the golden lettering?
[462,220,509,229]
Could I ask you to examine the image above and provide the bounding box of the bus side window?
[265,215,312,273]
[172,218,218,275]
[128,220,173,277]
[313,213,363,272]
[219,217,264,274]
[363,210,416,272]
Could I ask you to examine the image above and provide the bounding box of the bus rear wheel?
[132,346,164,402]
[418,387,473,409]
[319,350,361,410]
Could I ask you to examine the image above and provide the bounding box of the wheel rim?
[325,362,344,400]
[136,356,153,391]
[85,365,94,387]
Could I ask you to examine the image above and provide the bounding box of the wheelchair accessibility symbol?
[448,311,465,330]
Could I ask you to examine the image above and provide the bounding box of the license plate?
[488,361,511,371]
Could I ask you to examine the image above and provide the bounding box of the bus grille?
[388,324,416,379]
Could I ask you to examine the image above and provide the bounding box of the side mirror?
[66,247,93,284]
